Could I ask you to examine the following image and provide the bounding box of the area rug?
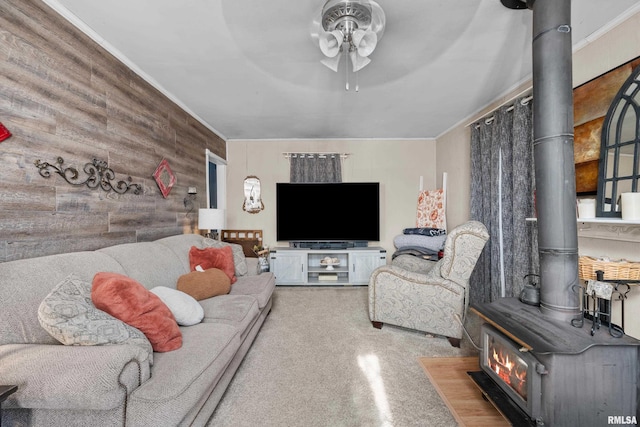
[419,357,507,427]
[206,287,475,426]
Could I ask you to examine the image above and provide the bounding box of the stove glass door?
[485,331,529,402]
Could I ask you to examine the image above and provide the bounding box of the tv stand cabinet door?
[271,251,306,284]
[350,251,387,285]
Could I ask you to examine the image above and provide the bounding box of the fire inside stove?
[486,334,529,401]
[476,311,638,425]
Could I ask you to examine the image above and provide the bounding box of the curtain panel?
[289,153,342,183]
[470,98,538,304]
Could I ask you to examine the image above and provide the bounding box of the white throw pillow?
[149,287,204,326]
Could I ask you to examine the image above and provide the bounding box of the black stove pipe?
[531,0,581,322]
[506,0,581,322]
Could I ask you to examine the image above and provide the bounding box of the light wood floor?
[419,356,510,427]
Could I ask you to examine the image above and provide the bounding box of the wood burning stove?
[471,299,640,426]
[471,0,640,425]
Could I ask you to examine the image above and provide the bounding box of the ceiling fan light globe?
[319,29,344,57]
[352,29,377,57]
[349,51,371,72]
[321,55,342,72]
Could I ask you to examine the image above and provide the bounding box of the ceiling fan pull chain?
[345,49,350,91]
[355,69,359,92]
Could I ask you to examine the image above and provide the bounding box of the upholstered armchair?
[368,220,489,347]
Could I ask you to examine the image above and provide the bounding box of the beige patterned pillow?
[416,188,447,230]
[203,238,249,277]
[37,274,153,364]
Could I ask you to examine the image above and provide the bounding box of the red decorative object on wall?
[153,158,176,198]
[0,122,12,142]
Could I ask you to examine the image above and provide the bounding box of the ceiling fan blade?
[369,0,386,40]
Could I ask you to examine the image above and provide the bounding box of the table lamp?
[198,208,226,240]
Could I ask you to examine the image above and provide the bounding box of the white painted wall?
[225,139,437,258]
[435,125,472,230]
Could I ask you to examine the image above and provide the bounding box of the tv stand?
[289,241,368,250]
[270,246,386,286]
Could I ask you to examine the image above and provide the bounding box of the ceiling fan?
[311,0,386,91]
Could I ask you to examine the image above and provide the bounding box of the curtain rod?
[483,95,533,125]
[464,87,533,128]
[283,152,350,159]
[474,95,533,127]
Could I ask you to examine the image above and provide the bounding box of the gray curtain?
[470,97,537,304]
[289,153,342,183]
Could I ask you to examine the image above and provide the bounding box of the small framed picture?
[153,158,176,198]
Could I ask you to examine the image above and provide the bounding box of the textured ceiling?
[45,0,640,140]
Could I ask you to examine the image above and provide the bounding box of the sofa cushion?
[177,269,231,301]
[127,322,240,426]
[37,273,154,364]
[0,251,127,346]
[229,272,276,309]
[202,238,249,277]
[98,242,189,291]
[199,295,260,341]
[391,254,438,274]
[92,272,182,352]
[150,286,204,326]
[189,246,237,284]
[155,233,208,273]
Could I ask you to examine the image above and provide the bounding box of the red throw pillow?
[92,272,182,352]
[189,246,237,284]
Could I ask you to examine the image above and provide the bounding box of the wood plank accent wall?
[0,0,226,262]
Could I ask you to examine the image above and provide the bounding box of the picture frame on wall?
[153,158,176,198]
[573,55,640,195]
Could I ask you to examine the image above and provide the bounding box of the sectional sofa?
[0,233,276,426]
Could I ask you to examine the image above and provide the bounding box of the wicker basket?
[578,256,640,281]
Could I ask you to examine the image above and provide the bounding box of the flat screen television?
[276,182,380,243]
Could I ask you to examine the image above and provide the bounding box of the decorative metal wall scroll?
[34,157,142,195]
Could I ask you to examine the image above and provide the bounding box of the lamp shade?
[198,208,226,230]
